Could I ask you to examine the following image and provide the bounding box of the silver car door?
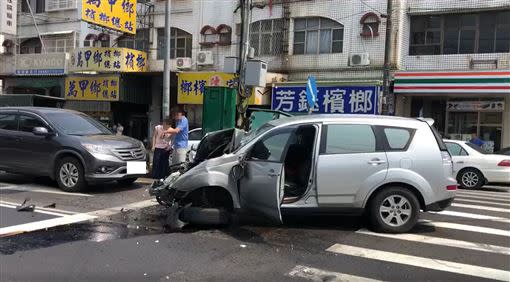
[239,127,296,223]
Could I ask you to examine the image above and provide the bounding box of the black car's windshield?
[46,112,112,136]
[465,142,489,154]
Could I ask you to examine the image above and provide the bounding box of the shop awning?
[394,71,510,94]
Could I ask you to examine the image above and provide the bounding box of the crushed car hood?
[193,128,245,163]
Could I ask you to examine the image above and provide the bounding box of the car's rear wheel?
[117,178,138,186]
[56,157,86,192]
[369,187,420,233]
[457,168,484,189]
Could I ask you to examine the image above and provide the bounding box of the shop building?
[393,1,510,151]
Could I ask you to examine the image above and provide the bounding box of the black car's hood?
[80,134,141,149]
[193,128,245,163]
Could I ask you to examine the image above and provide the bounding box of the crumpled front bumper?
[149,172,188,206]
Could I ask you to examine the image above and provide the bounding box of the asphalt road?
[1,172,509,281]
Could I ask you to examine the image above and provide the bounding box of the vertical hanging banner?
[82,0,137,35]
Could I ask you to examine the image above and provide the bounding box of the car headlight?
[82,143,111,154]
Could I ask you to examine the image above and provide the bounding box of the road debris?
[16,198,35,212]
[43,203,56,208]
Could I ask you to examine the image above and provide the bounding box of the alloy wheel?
[59,163,79,188]
[461,171,479,188]
[379,195,412,227]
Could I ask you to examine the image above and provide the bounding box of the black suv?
[0,107,147,192]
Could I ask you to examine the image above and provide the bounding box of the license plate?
[127,161,147,175]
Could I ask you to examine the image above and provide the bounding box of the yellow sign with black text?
[82,0,137,34]
[177,72,270,105]
[69,47,148,73]
[65,76,120,101]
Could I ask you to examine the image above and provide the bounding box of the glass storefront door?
[447,110,503,152]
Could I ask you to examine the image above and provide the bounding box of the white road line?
[452,203,510,213]
[0,199,158,237]
[0,186,93,197]
[429,210,510,223]
[455,194,510,203]
[0,203,70,217]
[326,244,510,281]
[458,190,510,197]
[455,198,510,207]
[419,221,510,237]
[356,229,510,255]
[287,265,383,282]
[0,200,77,215]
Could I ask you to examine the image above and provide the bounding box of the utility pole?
[162,0,172,119]
[382,0,393,115]
[236,0,252,128]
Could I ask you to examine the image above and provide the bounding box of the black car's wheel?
[457,168,484,189]
[369,187,420,233]
[56,157,86,192]
[179,207,230,225]
[117,178,138,186]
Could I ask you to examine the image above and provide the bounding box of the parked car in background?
[151,115,457,233]
[187,128,203,161]
[444,140,510,189]
[495,147,510,156]
[0,107,147,192]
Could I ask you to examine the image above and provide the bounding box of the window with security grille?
[410,10,510,55]
[157,28,193,59]
[293,17,344,55]
[118,29,150,52]
[250,19,284,56]
[46,0,75,11]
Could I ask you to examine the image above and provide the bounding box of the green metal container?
[202,86,237,134]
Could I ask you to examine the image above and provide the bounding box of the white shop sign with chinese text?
[0,0,17,35]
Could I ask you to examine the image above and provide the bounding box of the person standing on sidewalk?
[151,118,172,179]
[165,108,189,165]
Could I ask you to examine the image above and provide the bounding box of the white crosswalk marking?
[431,210,510,223]
[287,265,383,282]
[451,203,510,213]
[326,244,510,281]
[455,198,510,207]
[419,221,510,237]
[458,190,510,198]
[455,194,510,203]
[356,229,510,255]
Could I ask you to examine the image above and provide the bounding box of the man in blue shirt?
[165,108,189,165]
[470,132,485,147]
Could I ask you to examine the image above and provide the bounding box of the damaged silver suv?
[150,115,457,233]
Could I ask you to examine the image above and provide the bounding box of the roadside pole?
[382,0,393,115]
[162,0,172,119]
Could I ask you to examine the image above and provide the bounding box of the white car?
[444,139,510,189]
[187,128,203,161]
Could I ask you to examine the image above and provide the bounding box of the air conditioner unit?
[350,53,370,66]
[196,51,214,66]
[175,57,192,70]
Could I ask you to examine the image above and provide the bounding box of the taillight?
[446,185,457,191]
[441,151,452,164]
[498,160,510,167]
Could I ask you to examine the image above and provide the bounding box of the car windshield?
[45,112,112,136]
[465,142,489,155]
[237,123,274,150]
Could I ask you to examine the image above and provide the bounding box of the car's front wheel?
[369,187,420,233]
[56,157,86,192]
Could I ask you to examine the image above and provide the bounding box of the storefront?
[394,71,510,152]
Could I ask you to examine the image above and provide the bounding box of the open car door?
[239,126,296,223]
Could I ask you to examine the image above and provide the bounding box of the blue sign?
[306,76,318,109]
[16,69,65,75]
[272,85,380,115]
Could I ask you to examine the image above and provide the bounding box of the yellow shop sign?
[82,0,137,34]
[69,47,148,73]
[65,75,120,102]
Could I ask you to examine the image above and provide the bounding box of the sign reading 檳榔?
[69,47,148,73]
[82,0,137,34]
[0,0,17,35]
[65,76,120,102]
[272,85,380,115]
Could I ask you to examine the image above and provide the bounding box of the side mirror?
[33,127,51,136]
[251,141,270,160]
